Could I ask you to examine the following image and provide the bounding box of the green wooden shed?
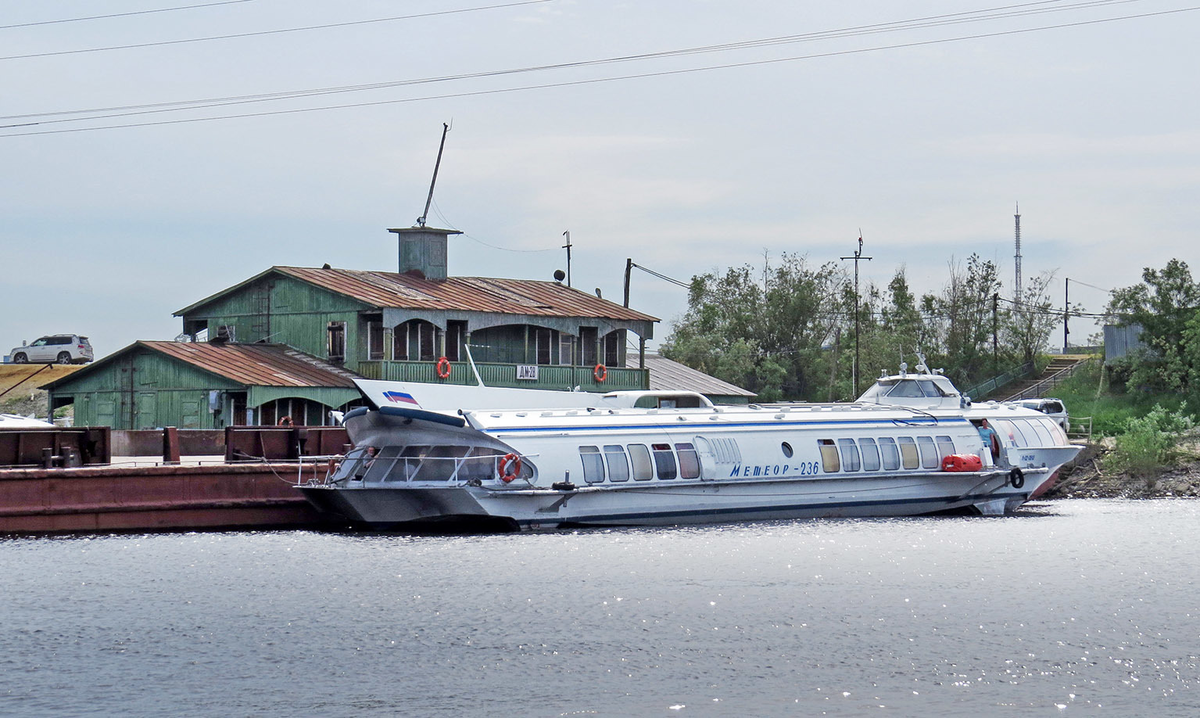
[42,341,362,430]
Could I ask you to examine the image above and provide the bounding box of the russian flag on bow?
[382,390,420,406]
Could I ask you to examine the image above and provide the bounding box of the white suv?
[1011,397,1070,433]
[8,334,94,364]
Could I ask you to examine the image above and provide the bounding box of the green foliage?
[1048,359,1191,436]
[1105,403,1194,479]
[1107,259,1200,395]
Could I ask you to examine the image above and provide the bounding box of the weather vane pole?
[840,232,873,397]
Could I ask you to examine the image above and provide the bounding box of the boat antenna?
[416,122,450,227]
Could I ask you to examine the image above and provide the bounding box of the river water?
[1,499,1196,717]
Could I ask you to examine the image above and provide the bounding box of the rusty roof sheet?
[274,266,659,323]
[141,341,359,388]
[634,353,756,398]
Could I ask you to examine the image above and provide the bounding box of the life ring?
[593,364,607,382]
[499,452,523,483]
[277,416,293,427]
[1008,467,1025,489]
[436,356,452,379]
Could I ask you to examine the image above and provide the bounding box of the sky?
[3,0,1199,361]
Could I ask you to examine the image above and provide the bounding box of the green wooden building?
[43,341,363,429]
[44,226,666,429]
[174,226,658,393]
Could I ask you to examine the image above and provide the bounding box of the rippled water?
[1,499,1197,717]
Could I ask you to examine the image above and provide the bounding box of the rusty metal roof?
[273,266,659,323]
[140,341,359,388]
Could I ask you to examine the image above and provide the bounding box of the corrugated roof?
[141,341,360,388]
[273,266,658,323]
[634,353,756,398]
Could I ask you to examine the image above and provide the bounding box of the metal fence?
[962,361,1034,401]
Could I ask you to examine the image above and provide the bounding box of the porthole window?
[781,441,794,458]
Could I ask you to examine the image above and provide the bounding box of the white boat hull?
[300,466,1047,530]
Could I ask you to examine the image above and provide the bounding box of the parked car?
[1011,397,1070,433]
[8,334,94,364]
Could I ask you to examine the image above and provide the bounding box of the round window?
[781,442,794,458]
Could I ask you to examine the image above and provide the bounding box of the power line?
[0,0,556,61]
[632,264,691,289]
[0,0,1145,122]
[0,1,253,30]
[4,3,1195,137]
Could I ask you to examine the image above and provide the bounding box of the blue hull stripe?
[490,416,969,434]
[511,491,1025,526]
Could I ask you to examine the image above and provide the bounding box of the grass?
[1048,359,1192,437]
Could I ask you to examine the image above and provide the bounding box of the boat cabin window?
[652,443,677,480]
[634,394,706,409]
[936,435,956,460]
[878,437,900,470]
[332,447,373,482]
[819,439,840,472]
[580,446,605,484]
[886,381,927,398]
[898,437,919,469]
[676,443,701,479]
[363,446,404,482]
[917,436,939,469]
[1005,420,1030,446]
[629,444,654,480]
[1026,419,1055,446]
[604,445,630,482]
[918,380,948,397]
[859,438,881,471]
[837,438,861,472]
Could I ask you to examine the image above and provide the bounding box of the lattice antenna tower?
[1013,202,1022,305]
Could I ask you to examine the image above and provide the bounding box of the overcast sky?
[3,0,1198,360]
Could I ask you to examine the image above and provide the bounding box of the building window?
[559,333,576,366]
[535,327,558,365]
[327,322,346,363]
[367,321,384,361]
[392,323,409,360]
[580,327,598,366]
[417,322,437,361]
[446,321,467,362]
[604,330,622,366]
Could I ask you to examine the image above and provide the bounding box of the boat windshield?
[332,445,527,483]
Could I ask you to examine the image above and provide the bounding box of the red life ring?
[499,452,523,483]
[593,364,607,382]
[436,356,452,379]
[277,416,293,427]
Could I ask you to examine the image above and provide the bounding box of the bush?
[1105,403,1194,479]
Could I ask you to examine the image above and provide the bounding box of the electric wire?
[0,0,556,61]
[3,3,1194,137]
[0,1,253,30]
[0,0,1147,122]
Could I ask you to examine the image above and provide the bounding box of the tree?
[1003,271,1061,364]
[660,254,846,401]
[1108,259,1200,394]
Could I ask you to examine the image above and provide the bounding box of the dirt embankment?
[0,364,82,418]
[1045,441,1200,499]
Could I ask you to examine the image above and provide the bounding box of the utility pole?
[562,231,572,288]
[623,258,633,308]
[992,292,999,374]
[840,234,872,397]
[1063,278,1070,354]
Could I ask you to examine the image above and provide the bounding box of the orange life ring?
[499,452,523,483]
[593,364,607,382]
[277,416,294,427]
[436,356,452,379]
